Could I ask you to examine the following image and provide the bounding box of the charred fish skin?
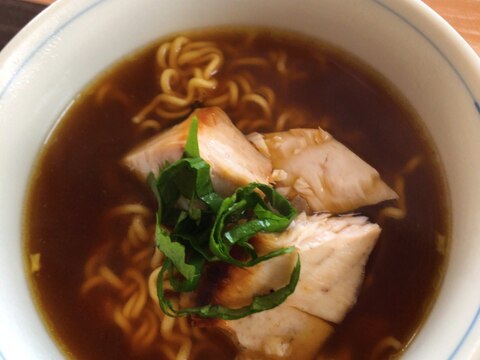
[210,213,381,359]
[125,108,386,358]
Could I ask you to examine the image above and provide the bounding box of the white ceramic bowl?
[1,0,479,359]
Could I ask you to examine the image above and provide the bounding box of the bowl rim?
[0,0,479,359]
[1,0,480,102]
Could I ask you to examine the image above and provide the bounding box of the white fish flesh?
[210,213,381,358]
[248,128,397,213]
[215,303,333,360]
[123,107,272,196]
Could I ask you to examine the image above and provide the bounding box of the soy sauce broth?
[24,28,449,360]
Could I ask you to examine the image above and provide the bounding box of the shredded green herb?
[147,116,299,320]
[158,256,301,320]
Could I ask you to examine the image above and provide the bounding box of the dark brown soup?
[24,29,449,360]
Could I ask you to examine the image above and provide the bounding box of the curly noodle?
[80,33,335,360]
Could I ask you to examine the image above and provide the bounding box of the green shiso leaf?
[148,115,300,319]
[183,116,200,158]
[153,215,198,282]
[209,183,297,267]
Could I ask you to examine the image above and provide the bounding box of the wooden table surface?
[423,0,480,54]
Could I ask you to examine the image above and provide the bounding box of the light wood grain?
[23,0,52,4]
[423,0,480,54]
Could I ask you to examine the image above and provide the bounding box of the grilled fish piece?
[249,128,397,213]
[209,213,381,359]
[213,303,333,359]
[124,107,272,196]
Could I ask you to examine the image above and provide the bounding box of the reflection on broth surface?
[25,29,448,360]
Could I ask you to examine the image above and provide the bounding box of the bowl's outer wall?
[0,0,479,359]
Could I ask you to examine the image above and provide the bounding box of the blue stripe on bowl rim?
[448,306,480,360]
[0,0,479,359]
[372,0,480,116]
